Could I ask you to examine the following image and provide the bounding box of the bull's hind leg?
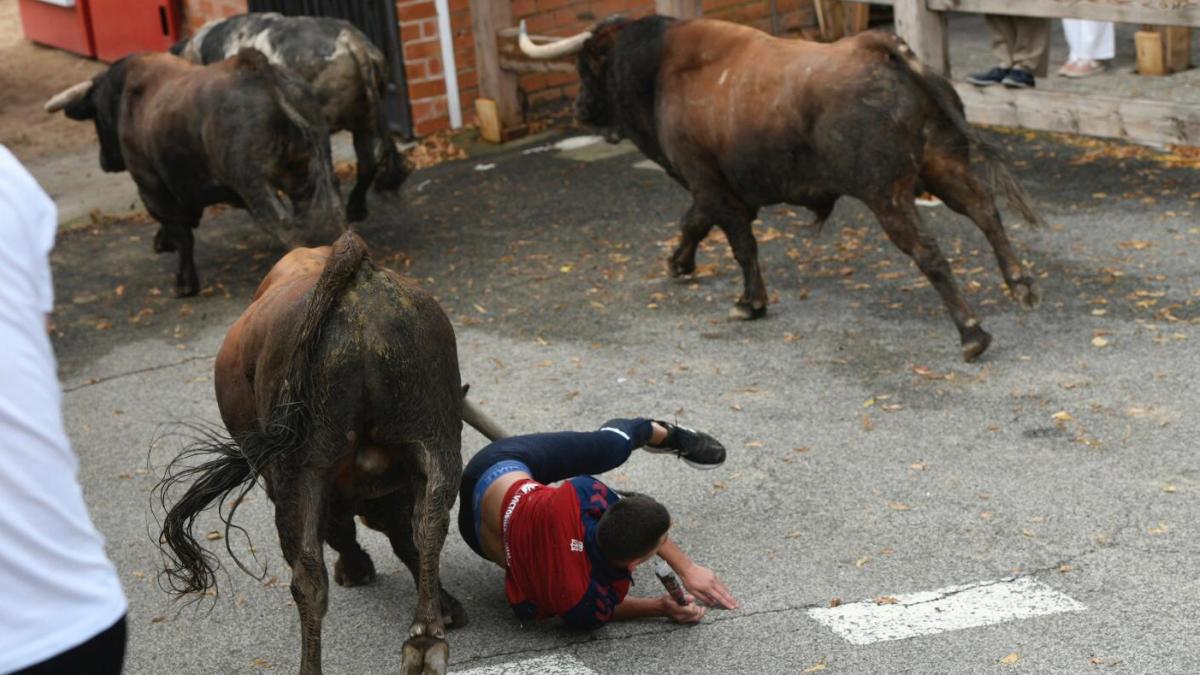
[140,190,200,297]
[274,467,331,675]
[326,506,376,587]
[923,155,1039,307]
[358,486,466,628]
[869,198,992,362]
[400,440,460,675]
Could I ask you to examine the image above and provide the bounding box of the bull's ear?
[63,93,96,121]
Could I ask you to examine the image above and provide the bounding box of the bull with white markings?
[521,17,1043,362]
[173,13,410,222]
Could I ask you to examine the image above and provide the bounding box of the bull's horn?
[462,398,510,442]
[44,80,93,113]
[518,20,592,59]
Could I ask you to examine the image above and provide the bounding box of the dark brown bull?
[521,17,1042,361]
[155,232,463,674]
[45,49,343,297]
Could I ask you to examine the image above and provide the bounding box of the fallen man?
[459,417,740,628]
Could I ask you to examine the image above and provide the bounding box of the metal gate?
[246,0,413,139]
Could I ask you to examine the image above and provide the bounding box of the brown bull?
[521,17,1042,361]
[156,232,463,674]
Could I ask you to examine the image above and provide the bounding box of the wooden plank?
[925,0,1200,28]
[655,0,702,17]
[848,2,872,32]
[1136,30,1167,75]
[470,0,521,129]
[1164,26,1193,72]
[895,0,950,75]
[953,81,1200,146]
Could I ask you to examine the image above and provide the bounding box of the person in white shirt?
[1059,19,1115,78]
[0,145,128,675]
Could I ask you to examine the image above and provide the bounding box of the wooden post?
[471,0,520,131]
[1136,30,1167,75]
[655,0,702,18]
[1164,26,1192,72]
[894,0,949,76]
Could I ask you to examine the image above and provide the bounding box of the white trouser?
[1062,19,1115,61]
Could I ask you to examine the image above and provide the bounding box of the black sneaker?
[966,67,1010,86]
[647,421,726,469]
[1003,68,1036,88]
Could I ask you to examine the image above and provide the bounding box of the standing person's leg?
[1063,18,1084,64]
[986,15,1018,68]
[1010,17,1051,75]
[969,16,1019,85]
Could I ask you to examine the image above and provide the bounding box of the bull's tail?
[156,232,370,596]
[238,48,345,231]
[344,35,410,192]
[863,32,1044,227]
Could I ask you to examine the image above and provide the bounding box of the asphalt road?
[50,127,1199,674]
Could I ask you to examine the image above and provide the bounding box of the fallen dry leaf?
[803,660,828,673]
[1092,336,1109,348]
[1162,484,1177,493]
[205,530,222,541]
[855,555,870,568]
[874,595,898,605]
[1147,521,1169,535]
[887,501,912,511]
[829,598,842,608]
[1058,563,1074,573]
[1000,652,1021,665]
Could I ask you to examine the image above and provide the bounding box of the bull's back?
[656,23,932,202]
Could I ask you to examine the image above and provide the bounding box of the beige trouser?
[986,15,1051,75]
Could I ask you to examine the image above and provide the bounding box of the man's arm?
[658,538,740,610]
[613,594,706,623]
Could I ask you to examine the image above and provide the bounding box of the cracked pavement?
[46,126,1200,673]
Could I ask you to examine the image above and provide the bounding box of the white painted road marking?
[455,653,596,675]
[808,576,1085,645]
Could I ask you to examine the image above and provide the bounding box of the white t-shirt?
[0,145,127,674]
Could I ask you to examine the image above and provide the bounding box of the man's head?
[597,492,670,569]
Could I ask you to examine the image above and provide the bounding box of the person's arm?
[613,594,706,623]
[658,538,740,610]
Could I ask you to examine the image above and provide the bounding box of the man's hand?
[659,594,707,624]
[680,564,739,610]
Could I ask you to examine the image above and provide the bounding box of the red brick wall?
[181,0,246,34]
[177,0,818,137]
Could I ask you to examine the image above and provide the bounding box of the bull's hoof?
[961,329,992,363]
[346,199,368,223]
[173,283,199,298]
[668,258,695,279]
[1010,279,1040,309]
[440,589,468,629]
[729,302,767,321]
[401,636,448,675]
[334,553,376,587]
[153,228,175,253]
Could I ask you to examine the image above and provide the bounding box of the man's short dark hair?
[597,492,670,564]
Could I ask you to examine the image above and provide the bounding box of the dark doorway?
[246,0,413,139]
